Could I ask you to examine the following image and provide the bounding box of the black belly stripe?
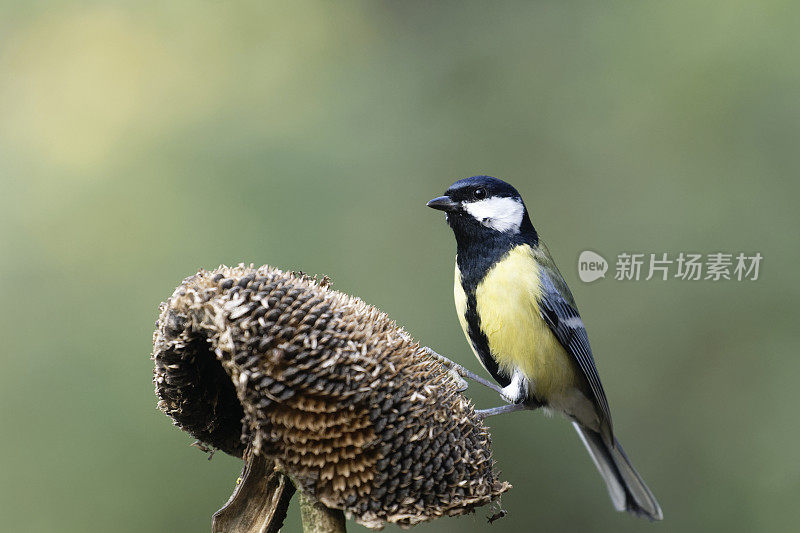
[463,288,511,388]
[452,216,539,391]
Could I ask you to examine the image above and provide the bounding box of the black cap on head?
[444,176,522,203]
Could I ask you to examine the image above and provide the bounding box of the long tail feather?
[572,422,663,520]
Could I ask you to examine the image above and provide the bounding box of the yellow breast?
[472,245,579,399]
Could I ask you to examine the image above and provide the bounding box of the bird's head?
[427,176,534,240]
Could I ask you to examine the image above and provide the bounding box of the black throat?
[449,211,538,292]
[447,210,538,390]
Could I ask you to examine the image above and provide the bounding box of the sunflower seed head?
[152,264,509,529]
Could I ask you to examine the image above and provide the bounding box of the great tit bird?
[427,175,663,520]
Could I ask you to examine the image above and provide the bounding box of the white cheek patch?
[463,196,524,233]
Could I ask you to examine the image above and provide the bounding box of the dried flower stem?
[300,492,346,533]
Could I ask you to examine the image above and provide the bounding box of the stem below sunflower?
[300,492,346,533]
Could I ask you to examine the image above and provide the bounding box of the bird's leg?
[422,347,540,420]
[422,347,505,396]
[478,372,541,418]
[476,403,531,419]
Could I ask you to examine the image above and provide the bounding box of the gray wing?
[538,269,613,432]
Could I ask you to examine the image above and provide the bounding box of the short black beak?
[426,196,459,212]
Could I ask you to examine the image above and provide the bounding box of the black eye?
[473,188,486,200]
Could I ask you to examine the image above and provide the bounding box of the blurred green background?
[1,1,798,531]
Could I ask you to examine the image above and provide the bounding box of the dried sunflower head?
[153,264,509,529]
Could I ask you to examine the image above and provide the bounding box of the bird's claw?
[422,346,506,396]
[448,368,469,392]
